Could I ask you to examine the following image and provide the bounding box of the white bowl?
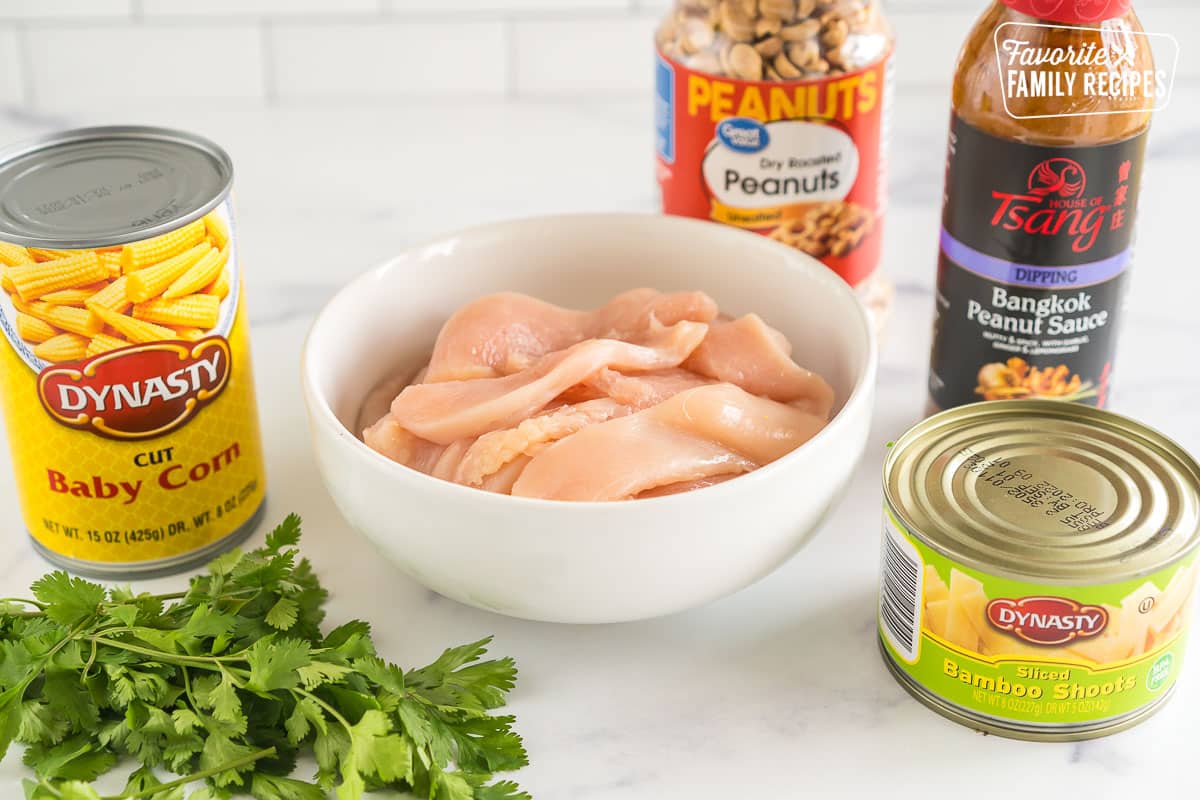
[302,214,876,623]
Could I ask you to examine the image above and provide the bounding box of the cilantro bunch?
[0,515,529,800]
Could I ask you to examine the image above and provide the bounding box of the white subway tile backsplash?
[0,28,24,107]
[0,0,130,19]
[514,16,658,95]
[389,0,628,12]
[0,0,1192,110]
[271,21,507,99]
[142,0,378,17]
[24,25,265,108]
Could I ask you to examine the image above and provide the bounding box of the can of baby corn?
[0,126,267,577]
[878,401,1200,740]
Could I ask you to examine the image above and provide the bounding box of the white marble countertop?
[1,90,1198,798]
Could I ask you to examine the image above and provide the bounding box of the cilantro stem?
[89,637,250,669]
[0,597,46,609]
[36,778,63,798]
[296,687,353,732]
[107,746,277,800]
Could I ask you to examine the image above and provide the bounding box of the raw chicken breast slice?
[683,314,835,417]
[635,474,739,499]
[511,383,826,501]
[583,367,714,409]
[478,454,533,494]
[390,320,709,445]
[362,415,447,474]
[454,398,631,487]
[424,289,718,382]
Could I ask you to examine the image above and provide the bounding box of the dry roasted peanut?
[759,0,796,18]
[727,42,764,79]
[755,16,783,37]
[773,51,804,79]
[755,35,784,59]
[657,0,886,82]
[680,17,716,52]
[820,18,849,48]
[780,20,821,41]
[719,0,758,41]
[786,40,820,69]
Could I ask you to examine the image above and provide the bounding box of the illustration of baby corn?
[0,212,232,363]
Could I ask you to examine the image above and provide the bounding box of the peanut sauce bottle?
[927,0,1156,412]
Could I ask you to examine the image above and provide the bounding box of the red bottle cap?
[1001,0,1132,24]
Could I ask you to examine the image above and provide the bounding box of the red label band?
[1001,0,1132,25]
[655,50,891,288]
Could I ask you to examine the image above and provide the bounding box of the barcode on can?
[879,516,923,663]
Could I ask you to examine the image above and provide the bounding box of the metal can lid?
[0,125,233,248]
[885,401,1200,583]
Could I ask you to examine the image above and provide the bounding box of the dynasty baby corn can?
[878,401,1200,740]
[0,126,266,577]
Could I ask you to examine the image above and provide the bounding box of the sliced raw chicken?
[684,314,835,417]
[510,383,826,501]
[478,454,533,494]
[362,415,446,474]
[635,474,738,499]
[424,289,718,382]
[358,368,423,433]
[390,321,708,445]
[582,368,714,409]
[454,398,631,487]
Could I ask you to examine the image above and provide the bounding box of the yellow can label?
[0,201,266,566]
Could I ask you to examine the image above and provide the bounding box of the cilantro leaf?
[245,639,311,693]
[199,734,258,788]
[295,660,354,690]
[251,773,325,800]
[266,514,303,550]
[474,780,533,800]
[29,573,106,627]
[265,598,299,631]
[21,735,116,781]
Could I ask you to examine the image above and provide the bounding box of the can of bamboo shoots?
[879,400,1200,740]
[0,126,267,577]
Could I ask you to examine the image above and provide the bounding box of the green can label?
[879,509,1199,727]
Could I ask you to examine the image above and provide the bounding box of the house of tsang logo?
[986,595,1109,646]
[989,157,1132,254]
[38,338,231,440]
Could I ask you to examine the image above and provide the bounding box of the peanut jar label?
[655,49,892,287]
[0,201,266,567]
[879,509,1198,726]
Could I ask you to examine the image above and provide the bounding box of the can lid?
[885,401,1200,583]
[0,125,233,248]
[1000,0,1132,25]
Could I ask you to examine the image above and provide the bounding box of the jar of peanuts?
[655,0,895,330]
